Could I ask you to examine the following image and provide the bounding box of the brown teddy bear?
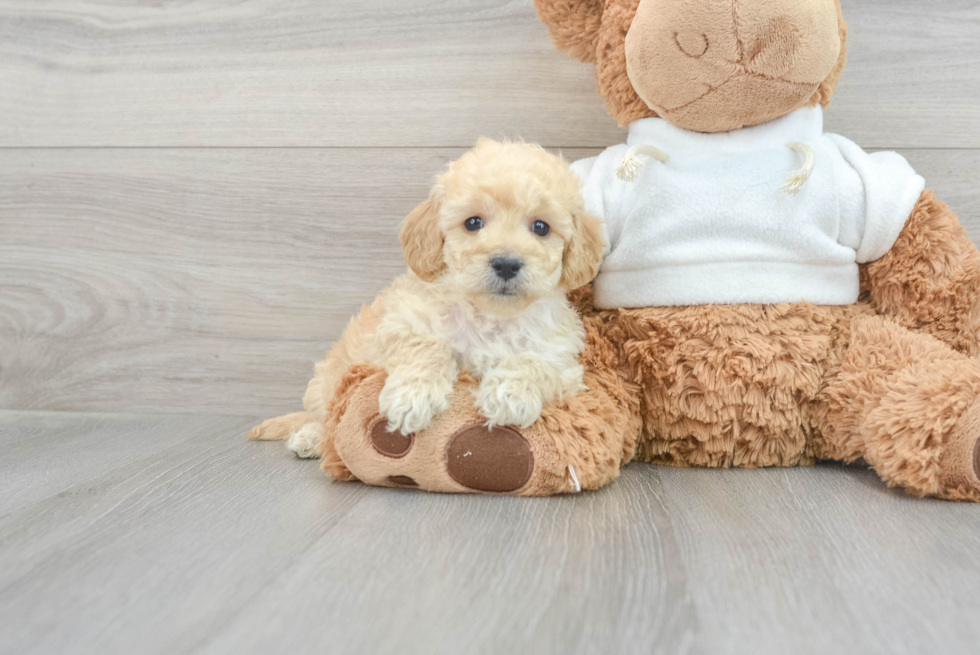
[262,0,980,501]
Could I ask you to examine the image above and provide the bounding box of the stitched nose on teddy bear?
[624,0,842,132]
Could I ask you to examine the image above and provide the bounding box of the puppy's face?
[400,139,605,315]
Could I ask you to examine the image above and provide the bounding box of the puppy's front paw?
[476,374,544,429]
[379,372,454,435]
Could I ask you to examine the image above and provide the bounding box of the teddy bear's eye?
[531,220,550,237]
[464,217,483,231]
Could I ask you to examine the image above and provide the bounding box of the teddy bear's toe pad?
[445,424,534,492]
[973,437,980,481]
[330,368,581,495]
[386,475,419,487]
[936,398,980,501]
[369,416,414,458]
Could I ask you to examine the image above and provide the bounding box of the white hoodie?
[572,106,926,309]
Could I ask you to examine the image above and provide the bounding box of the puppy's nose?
[491,257,523,281]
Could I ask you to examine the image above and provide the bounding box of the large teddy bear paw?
[319,365,640,496]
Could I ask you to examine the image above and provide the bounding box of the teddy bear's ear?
[534,0,606,64]
[809,0,848,107]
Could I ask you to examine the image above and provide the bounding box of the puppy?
[249,138,605,458]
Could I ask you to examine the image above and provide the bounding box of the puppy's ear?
[534,0,605,64]
[560,209,605,290]
[399,195,447,282]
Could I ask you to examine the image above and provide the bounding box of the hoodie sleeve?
[826,133,926,264]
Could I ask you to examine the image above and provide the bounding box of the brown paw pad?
[369,416,414,459]
[445,424,534,493]
[387,475,418,487]
[973,437,980,481]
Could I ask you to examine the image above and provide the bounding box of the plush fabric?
[536,0,849,130]
[813,315,980,501]
[313,0,980,502]
[325,252,980,501]
[324,292,644,496]
[572,106,926,307]
[861,190,980,356]
[624,0,842,132]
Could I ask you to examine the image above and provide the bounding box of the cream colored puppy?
[249,138,605,458]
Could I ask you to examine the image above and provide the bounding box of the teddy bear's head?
[536,0,848,132]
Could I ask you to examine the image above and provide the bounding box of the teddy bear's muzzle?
[624,0,842,133]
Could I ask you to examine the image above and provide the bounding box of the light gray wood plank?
[0,147,451,415]
[203,462,980,655]
[825,0,980,149]
[2,147,978,415]
[0,0,977,148]
[197,466,700,655]
[0,410,254,515]
[0,0,621,148]
[1,411,978,655]
[0,411,372,655]
[661,466,980,654]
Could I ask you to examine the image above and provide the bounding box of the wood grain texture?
[3,147,978,415]
[2,2,979,653]
[0,410,247,514]
[0,0,978,148]
[1,410,978,655]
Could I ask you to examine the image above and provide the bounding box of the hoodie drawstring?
[782,142,815,195]
[618,140,815,195]
[616,144,670,182]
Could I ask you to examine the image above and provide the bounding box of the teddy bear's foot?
[364,416,537,493]
[329,371,571,495]
[815,315,980,502]
[322,365,638,496]
[936,398,980,502]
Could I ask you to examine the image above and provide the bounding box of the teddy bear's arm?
[860,190,980,355]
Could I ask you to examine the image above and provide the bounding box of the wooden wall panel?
[0,0,977,148]
[2,147,977,414]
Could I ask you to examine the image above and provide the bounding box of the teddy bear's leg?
[319,313,642,496]
[812,315,980,501]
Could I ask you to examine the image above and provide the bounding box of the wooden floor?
[1,411,978,655]
[3,1,980,653]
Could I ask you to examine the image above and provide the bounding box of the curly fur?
[312,198,980,501]
[325,297,644,495]
[513,0,979,501]
[255,1,980,502]
[249,139,605,450]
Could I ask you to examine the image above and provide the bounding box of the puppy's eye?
[531,220,550,237]
[464,217,484,232]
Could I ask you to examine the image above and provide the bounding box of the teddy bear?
[304,0,980,501]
